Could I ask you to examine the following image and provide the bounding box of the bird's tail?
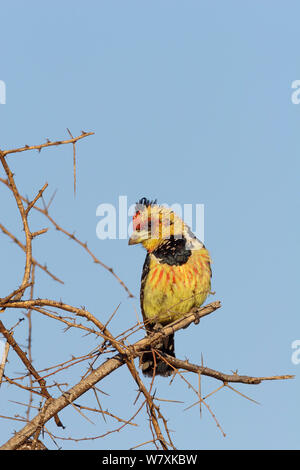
[140,333,175,377]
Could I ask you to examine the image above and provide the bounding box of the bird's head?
[128,197,189,252]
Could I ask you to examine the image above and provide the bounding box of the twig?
[161,355,294,385]
[66,128,76,196]
[1,131,94,157]
[0,319,64,428]
[0,152,33,300]
[1,299,292,450]
[0,177,133,297]
[26,264,35,422]
[0,222,64,284]
[25,183,48,216]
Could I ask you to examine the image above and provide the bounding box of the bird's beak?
[128,234,139,245]
[128,230,148,245]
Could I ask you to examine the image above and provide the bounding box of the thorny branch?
[1,131,94,157]
[0,131,294,451]
[0,298,293,450]
[0,176,133,297]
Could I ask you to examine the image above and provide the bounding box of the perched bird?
[129,198,212,377]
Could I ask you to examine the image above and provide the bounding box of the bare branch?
[25,183,48,215]
[0,223,63,284]
[162,355,294,385]
[0,299,293,450]
[0,153,33,300]
[0,319,64,428]
[1,131,94,157]
[0,177,134,297]
[66,128,77,196]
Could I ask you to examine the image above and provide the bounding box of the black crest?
[135,197,157,211]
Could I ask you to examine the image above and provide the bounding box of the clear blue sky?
[0,0,299,450]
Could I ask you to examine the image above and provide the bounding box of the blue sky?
[0,0,299,450]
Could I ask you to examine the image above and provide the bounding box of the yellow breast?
[142,248,211,324]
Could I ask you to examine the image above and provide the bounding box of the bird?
[128,197,212,377]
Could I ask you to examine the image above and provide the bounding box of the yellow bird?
[129,198,212,376]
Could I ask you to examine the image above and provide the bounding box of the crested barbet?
[129,198,212,377]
